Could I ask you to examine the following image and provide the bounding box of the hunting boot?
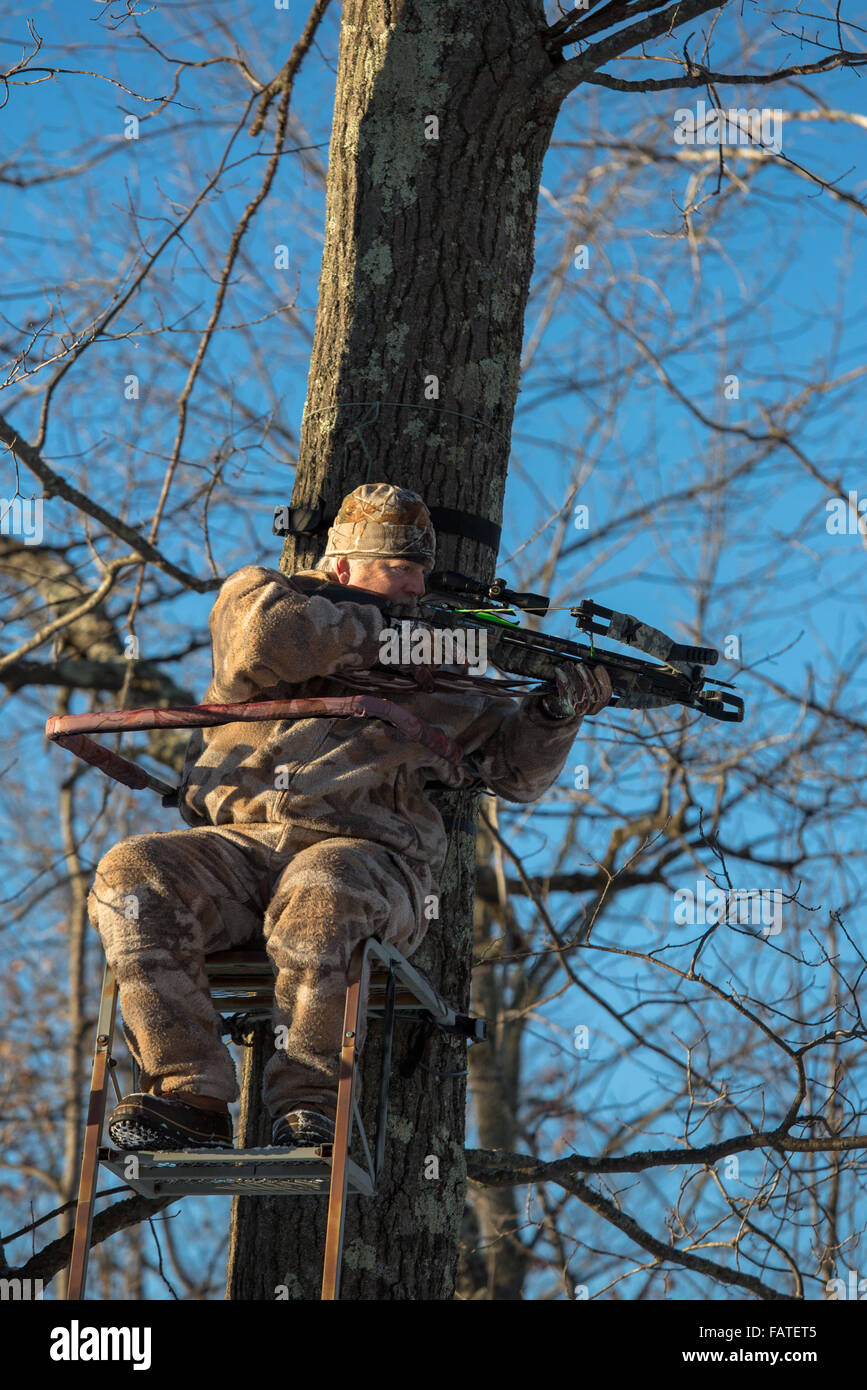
[108,1092,233,1151]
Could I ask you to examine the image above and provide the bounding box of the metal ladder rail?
[67,965,119,1301]
[321,936,487,1298]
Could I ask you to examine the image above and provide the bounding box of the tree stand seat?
[66,936,486,1301]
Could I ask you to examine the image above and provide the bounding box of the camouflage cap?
[319,483,436,572]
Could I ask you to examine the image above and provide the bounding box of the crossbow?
[43,568,743,806]
[293,570,745,723]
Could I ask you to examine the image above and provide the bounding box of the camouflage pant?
[86,823,430,1122]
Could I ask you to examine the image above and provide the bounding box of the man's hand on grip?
[541,663,612,719]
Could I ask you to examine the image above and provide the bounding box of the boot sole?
[271,1125,336,1149]
[109,1117,233,1152]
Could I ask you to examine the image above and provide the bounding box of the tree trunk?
[226,0,559,1299]
[467,819,530,1299]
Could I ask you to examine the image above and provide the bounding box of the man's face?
[335,554,427,602]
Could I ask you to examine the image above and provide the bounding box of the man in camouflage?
[88,484,612,1151]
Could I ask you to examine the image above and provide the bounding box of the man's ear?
[335,555,351,586]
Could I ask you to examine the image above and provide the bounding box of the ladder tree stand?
[47,701,487,1302]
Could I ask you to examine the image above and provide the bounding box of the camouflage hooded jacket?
[178,564,585,883]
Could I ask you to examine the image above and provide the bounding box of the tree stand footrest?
[66,935,487,1301]
[97,1145,376,1198]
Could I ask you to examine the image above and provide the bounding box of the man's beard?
[386,596,420,618]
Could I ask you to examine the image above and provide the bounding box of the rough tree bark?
[468,819,530,1300]
[225,0,561,1299]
